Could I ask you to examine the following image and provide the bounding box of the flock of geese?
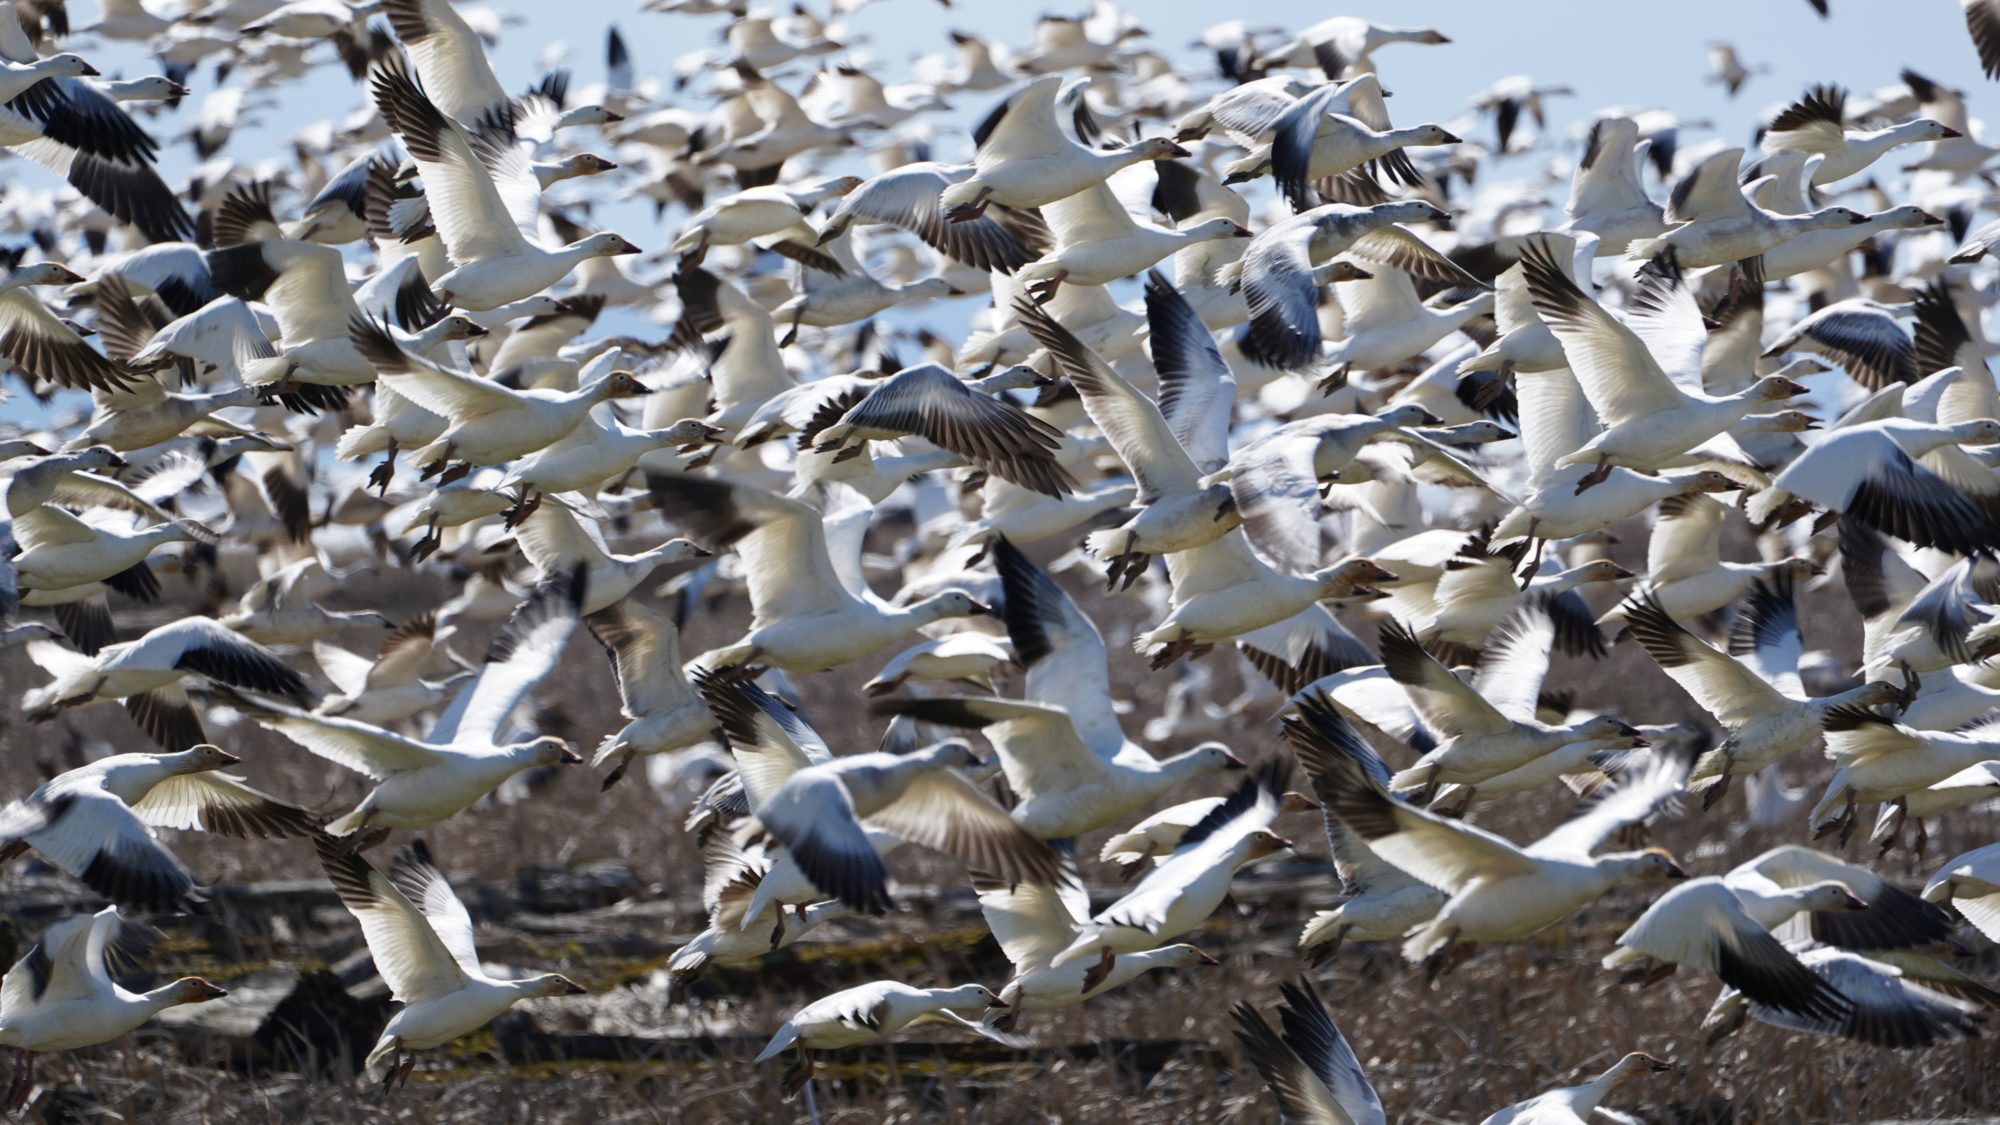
[0,0,1997,1119]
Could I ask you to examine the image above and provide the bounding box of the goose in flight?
[1232,976,1386,1125]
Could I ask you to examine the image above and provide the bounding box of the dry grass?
[0,527,1995,1124]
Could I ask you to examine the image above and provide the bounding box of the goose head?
[971,364,1049,393]
[1803,206,1872,230]
[1574,714,1642,742]
[1875,204,1945,230]
[917,739,987,772]
[647,537,712,564]
[1243,828,1293,860]
[113,75,192,101]
[1149,943,1223,969]
[556,105,622,130]
[1794,880,1870,913]
[591,370,652,401]
[1372,200,1452,227]
[437,315,488,341]
[1903,118,1963,142]
[655,418,728,449]
[1671,469,1740,497]
[31,53,100,79]
[575,231,644,259]
[1568,558,1637,585]
[526,735,582,766]
[1426,420,1515,445]
[1181,216,1255,243]
[1313,557,1398,599]
[899,276,964,301]
[1950,418,2000,445]
[1742,409,1820,433]
[1749,374,1812,404]
[525,972,589,997]
[1320,261,1373,283]
[64,446,128,473]
[1122,136,1193,163]
[910,589,996,623]
[1377,403,1445,429]
[162,977,229,1005]
[176,744,242,773]
[1182,742,1247,772]
[546,153,620,184]
[1608,847,1689,881]
[1605,1052,1675,1083]
[943,983,1008,1011]
[1406,123,1462,146]
[1279,790,1322,813]
[9,262,88,287]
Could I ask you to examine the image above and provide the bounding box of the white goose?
[4,744,322,909]
[937,75,1187,220]
[696,674,1057,915]
[1769,418,2000,556]
[1098,788,1319,872]
[1922,843,2000,943]
[21,615,310,740]
[316,837,586,1090]
[582,597,714,789]
[1760,84,1961,185]
[1606,877,1857,1022]
[1630,146,1869,273]
[1560,116,1667,256]
[314,612,467,726]
[1049,762,1293,968]
[0,909,227,1110]
[372,61,640,310]
[513,501,709,614]
[1321,722,1690,974]
[752,980,1017,1092]
[1015,180,1250,301]
[1232,976,1386,1125]
[648,475,994,673]
[1477,1053,1674,1125]
[0,263,137,395]
[1809,706,2000,841]
[1519,239,1809,490]
[975,867,1216,1028]
[1595,495,1821,633]
[229,575,586,835]
[1013,283,1238,587]
[1621,583,1905,806]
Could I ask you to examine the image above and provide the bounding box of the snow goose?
[1470,75,1574,153]
[371,61,640,310]
[493,414,724,517]
[1759,298,1916,390]
[753,980,1018,1095]
[1839,524,2000,682]
[1013,286,1237,586]
[1134,530,1395,667]
[314,612,467,726]
[1477,1053,1673,1125]
[1458,234,1599,382]
[1099,788,1319,873]
[1393,539,1626,660]
[1759,204,1943,279]
[1760,84,1960,186]
[1378,614,1639,797]
[1319,721,1689,975]
[1224,407,1449,576]
[670,177,860,268]
[512,501,708,614]
[1520,242,1810,490]
[215,558,393,645]
[1016,181,1250,301]
[1232,976,1385,1125]
[1923,842,2000,942]
[10,504,208,596]
[1699,942,1986,1048]
[1606,877,1858,1021]
[938,76,1188,220]
[1561,116,1668,256]
[0,263,138,396]
[1049,761,1293,968]
[1284,693,1447,962]
[1769,418,2000,555]
[809,362,1076,497]
[352,317,651,484]
[1630,147,1869,275]
[1596,495,1821,634]
[648,475,993,673]
[581,597,713,789]
[861,632,1015,698]
[772,233,961,346]
[4,745,321,909]
[1809,706,2000,841]
[666,842,849,1000]
[0,909,227,1110]
[316,838,586,1090]
[21,615,309,743]
[974,865,1216,1028]
[1320,267,1494,385]
[1622,583,1904,807]
[1875,762,2000,858]
[227,573,586,835]
[1724,845,1955,951]
[1228,78,1456,212]
[813,162,1050,274]
[1236,200,1477,372]
[1250,17,1449,77]
[697,673,1058,914]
